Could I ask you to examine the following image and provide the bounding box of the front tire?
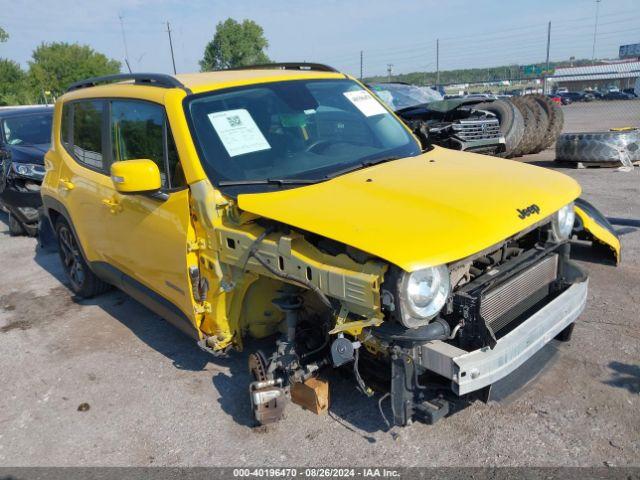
[55,218,110,298]
[8,212,25,236]
[555,322,574,342]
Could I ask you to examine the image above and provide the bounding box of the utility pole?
[544,21,551,93]
[436,38,440,88]
[166,21,177,74]
[387,63,393,82]
[118,15,132,73]
[360,50,363,80]
[592,0,601,61]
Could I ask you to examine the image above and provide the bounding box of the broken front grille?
[452,119,501,141]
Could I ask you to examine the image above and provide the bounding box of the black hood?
[4,143,49,164]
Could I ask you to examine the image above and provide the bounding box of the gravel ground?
[0,102,638,467]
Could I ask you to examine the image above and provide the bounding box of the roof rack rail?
[66,73,186,93]
[226,62,339,73]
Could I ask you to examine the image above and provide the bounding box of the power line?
[321,13,640,66]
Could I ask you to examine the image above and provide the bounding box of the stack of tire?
[475,94,564,158]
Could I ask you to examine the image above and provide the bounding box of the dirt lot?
[0,101,638,467]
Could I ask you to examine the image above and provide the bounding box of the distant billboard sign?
[523,65,554,76]
[619,43,640,59]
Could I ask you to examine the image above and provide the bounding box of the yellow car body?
[41,66,594,426]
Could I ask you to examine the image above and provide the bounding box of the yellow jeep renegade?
[42,64,590,427]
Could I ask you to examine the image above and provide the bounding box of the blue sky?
[1,0,639,77]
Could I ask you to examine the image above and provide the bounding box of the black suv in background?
[0,106,53,236]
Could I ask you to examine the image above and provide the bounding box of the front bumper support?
[417,279,588,395]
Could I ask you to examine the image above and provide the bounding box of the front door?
[100,99,196,332]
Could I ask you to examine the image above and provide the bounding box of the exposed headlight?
[551,203,575,240]
[398,265,451,328]
[12,163,45,180]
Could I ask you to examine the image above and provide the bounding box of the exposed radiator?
[480,254,559,331]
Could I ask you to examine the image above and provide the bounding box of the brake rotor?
[248,350,269,382]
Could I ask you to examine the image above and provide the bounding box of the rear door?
[56,100,113,259]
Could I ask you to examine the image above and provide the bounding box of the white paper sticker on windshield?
[208,109,271,157]
[343,90,388,117]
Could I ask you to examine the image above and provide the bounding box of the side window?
[110,100,185,189]
[72,100,105,170]
[60,103,71,147]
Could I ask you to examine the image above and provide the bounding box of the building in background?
[548,60,640,92]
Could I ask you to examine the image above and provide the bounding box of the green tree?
[28,42,120,97]
[0,59,32,105]
[199,18,270,71]
[0,26,8,42]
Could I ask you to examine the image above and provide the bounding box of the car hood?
[237,147,581,272]
[397,98,488,115]
[5,143,49,164]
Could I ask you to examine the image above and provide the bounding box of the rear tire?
[55,218,110,298]
[8,212,25,236]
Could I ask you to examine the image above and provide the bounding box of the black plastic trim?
[67,73,187,93]
[90,261,198,340]
[224,62,338,73]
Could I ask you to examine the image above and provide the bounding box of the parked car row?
[552,89,637,104]
[1,64,622,430]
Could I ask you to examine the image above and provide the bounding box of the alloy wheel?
[58,225,85,290]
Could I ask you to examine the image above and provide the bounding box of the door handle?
[101,197,122,214]
[59,178,75,191]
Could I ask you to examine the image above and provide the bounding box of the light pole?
[436,38,440,88]
[591,0,601,61]
[166,21,177,74]
[118,15,132,73]
[544,21,551,94]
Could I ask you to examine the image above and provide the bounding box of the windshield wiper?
[218,178,321,187]
[324,156,401,180]
[218,156,403,188]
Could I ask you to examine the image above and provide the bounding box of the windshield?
[369,83,443,110]
[2,113,53,145]
[185,79,421,187]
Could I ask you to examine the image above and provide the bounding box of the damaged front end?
[189,182,587,428]
[573,198,621,265]
[0,159,46,236]
[378,239,587,426]
[397,99,506,156]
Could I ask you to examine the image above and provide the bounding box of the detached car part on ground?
[42,66,593,428]
[0,106,53,236]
